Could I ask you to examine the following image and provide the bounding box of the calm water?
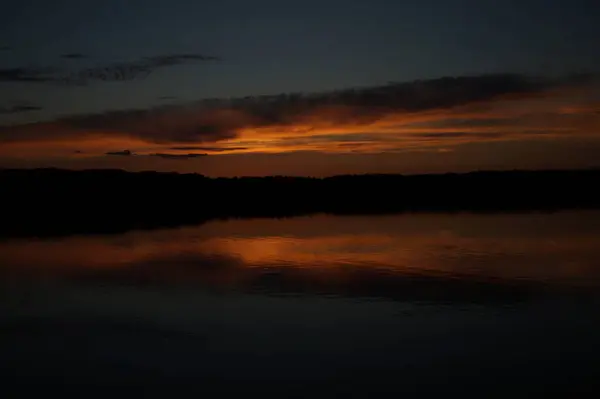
[2,211,600,397]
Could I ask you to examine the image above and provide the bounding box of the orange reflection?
[1,212,600,287]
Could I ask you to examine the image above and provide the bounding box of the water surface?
[2,211,600,397]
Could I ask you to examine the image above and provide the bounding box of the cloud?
[149,153,208,159]
[0,104,42,114]
[407,117,516,129]
[0,67,58,82]
[60,53,88,59]
[0,46,10,51]
[417,132,496,139]
[142,53,220,67]
[169,146,248,152]
[104,149,207,159]
[56,62,153,85]
[105,149,133,156]
[60,53,219,85]
[46,106,246,144]
[1,52,219,85]
[1,72,598,158]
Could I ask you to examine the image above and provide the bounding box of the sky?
[1,0,599,176]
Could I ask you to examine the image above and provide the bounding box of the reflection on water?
[2,211,600,293]
[2,211,600,396]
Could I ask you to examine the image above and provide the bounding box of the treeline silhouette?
[1,168,599,238]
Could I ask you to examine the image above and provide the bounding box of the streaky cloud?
[105,149,133,156]
[60,53,88,59]
[149,153,208,159]
[0,67,59,82]
[0,104,42,114]
[0,72,598,157]
[1,52,220,86]
[142,53,221,67]
[59,74,599,139]
[169,146,248,152]
[57,62,153,85]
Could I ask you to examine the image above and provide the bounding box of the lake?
[1,211,600,397]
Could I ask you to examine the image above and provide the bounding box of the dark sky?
[1,0,599,175]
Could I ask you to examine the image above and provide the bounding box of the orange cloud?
[225,87,600,154]
[0,73,598,159]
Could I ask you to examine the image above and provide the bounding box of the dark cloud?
[0,46,10,51]
[49,107,245,144]
[0,67,57,82]
[1,52,219,85]
[419,132,484,139]
[0,73,595,147]
[296,73,559,112]
[417,132,510,140]
[0,104,42,114]
[169,146,248,152]
[0,63,149,85]
[105,149,133,156]
[300,133,383,143]
[159,96,177,100]
[102,149,208,159]
[409,118,516,129]
[77,53,219,84]
[60,53,88,59]
[142,53,220,67]
[57,62,153,85]
[149,153,208,159]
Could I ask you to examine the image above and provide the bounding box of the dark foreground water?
[1,211,600,397]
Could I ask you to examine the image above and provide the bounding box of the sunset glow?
[2,80,599,170]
